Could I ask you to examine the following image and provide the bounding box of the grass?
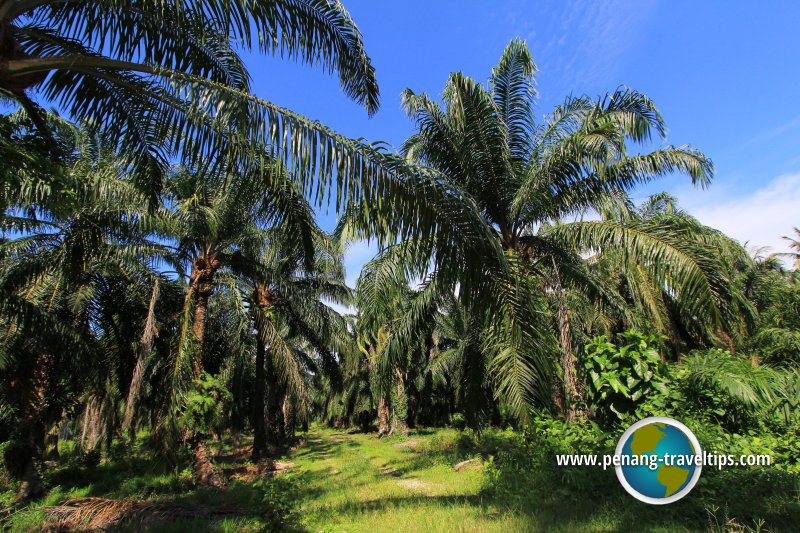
[1,426,798,532]
[290,428,506,532]
[288,427,692,533]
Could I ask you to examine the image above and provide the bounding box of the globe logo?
[615,416,702,504]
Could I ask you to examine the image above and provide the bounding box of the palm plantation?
[0,2,798,532]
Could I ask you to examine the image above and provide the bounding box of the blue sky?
[244,0,800,283]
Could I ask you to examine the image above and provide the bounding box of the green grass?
[289,427,680,533]
[1,426,798,532]
[290,427,506,532]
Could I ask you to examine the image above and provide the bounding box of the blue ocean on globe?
[619,422,696,499]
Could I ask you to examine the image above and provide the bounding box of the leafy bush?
[675,348,799,432]
[580,330,672,425]
[254,476,299,531]
[179,372,232,437]
[450,412,466,430]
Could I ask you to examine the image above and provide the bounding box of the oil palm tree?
[0,0,380,199]
[387,38,715,422]
[160,161,275,486]
[741,246,800,366]
[241,214,350,460]
[353,249,415,436]
[780,227,800,269]
[160,155,352,482]
[588,193,756,355]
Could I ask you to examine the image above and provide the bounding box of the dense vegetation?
[1,1,798,531]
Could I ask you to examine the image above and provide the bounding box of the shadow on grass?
[30,439,309,532]
[301,427,800,533]
[481,449,800,533]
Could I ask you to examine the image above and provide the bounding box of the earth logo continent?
[615,416,703,504]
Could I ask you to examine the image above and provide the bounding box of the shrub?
[179,372,232,437]
[254,476,299,531]
[450,412,466,430]
[580,330,672,425]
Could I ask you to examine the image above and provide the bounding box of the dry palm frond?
[44,497,245,531]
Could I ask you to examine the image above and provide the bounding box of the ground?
[291,428,513,532]
[1,426,797,532]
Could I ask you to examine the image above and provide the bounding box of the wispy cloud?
[679,173,800,262]
[501,0,659,96]
[724,113,800,157]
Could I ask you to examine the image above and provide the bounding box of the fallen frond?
[44,497,246,531]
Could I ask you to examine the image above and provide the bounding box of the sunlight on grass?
[289,427,629,533]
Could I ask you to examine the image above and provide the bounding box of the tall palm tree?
[354,248,422,436]
[160,155,352,481]
[241,214,350,460]
[588,193,756,355]
[431,291,495,427]
[742,245,800,366]
[159,161,272,486]
[387,38,715,422]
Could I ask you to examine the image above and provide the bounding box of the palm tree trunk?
[392,369,409,436]
[46,424,59,459]
[551,257,586,422]
[15,453,44,502]
[187,257,222,486]
[189,253,218,379]
[123,279,159,438]
[192,438,225,488]
[377,396,390,437]
[12,419,47,502]
[367,345,391,437]
[80,395,108,452]
[192,289,209,380]
[265,353,285,446]
[283,396,295,441]
[252,335,267,461]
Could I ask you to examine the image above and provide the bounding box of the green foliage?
[180,373,232,437]
[390,382,408,423]
[482,417,800,531]
[675,348,798,431]
[254,476,300,531]
[0,440,29,480]
[450,412,467,430]
[1,1,799,527]
[581,330,671,424]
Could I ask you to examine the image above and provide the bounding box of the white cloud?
[503,0,659,95]
[680,173,800,260]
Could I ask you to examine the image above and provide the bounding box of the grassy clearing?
[284,427,798,532]
[2,426,798,532]
[290,428,510,533]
